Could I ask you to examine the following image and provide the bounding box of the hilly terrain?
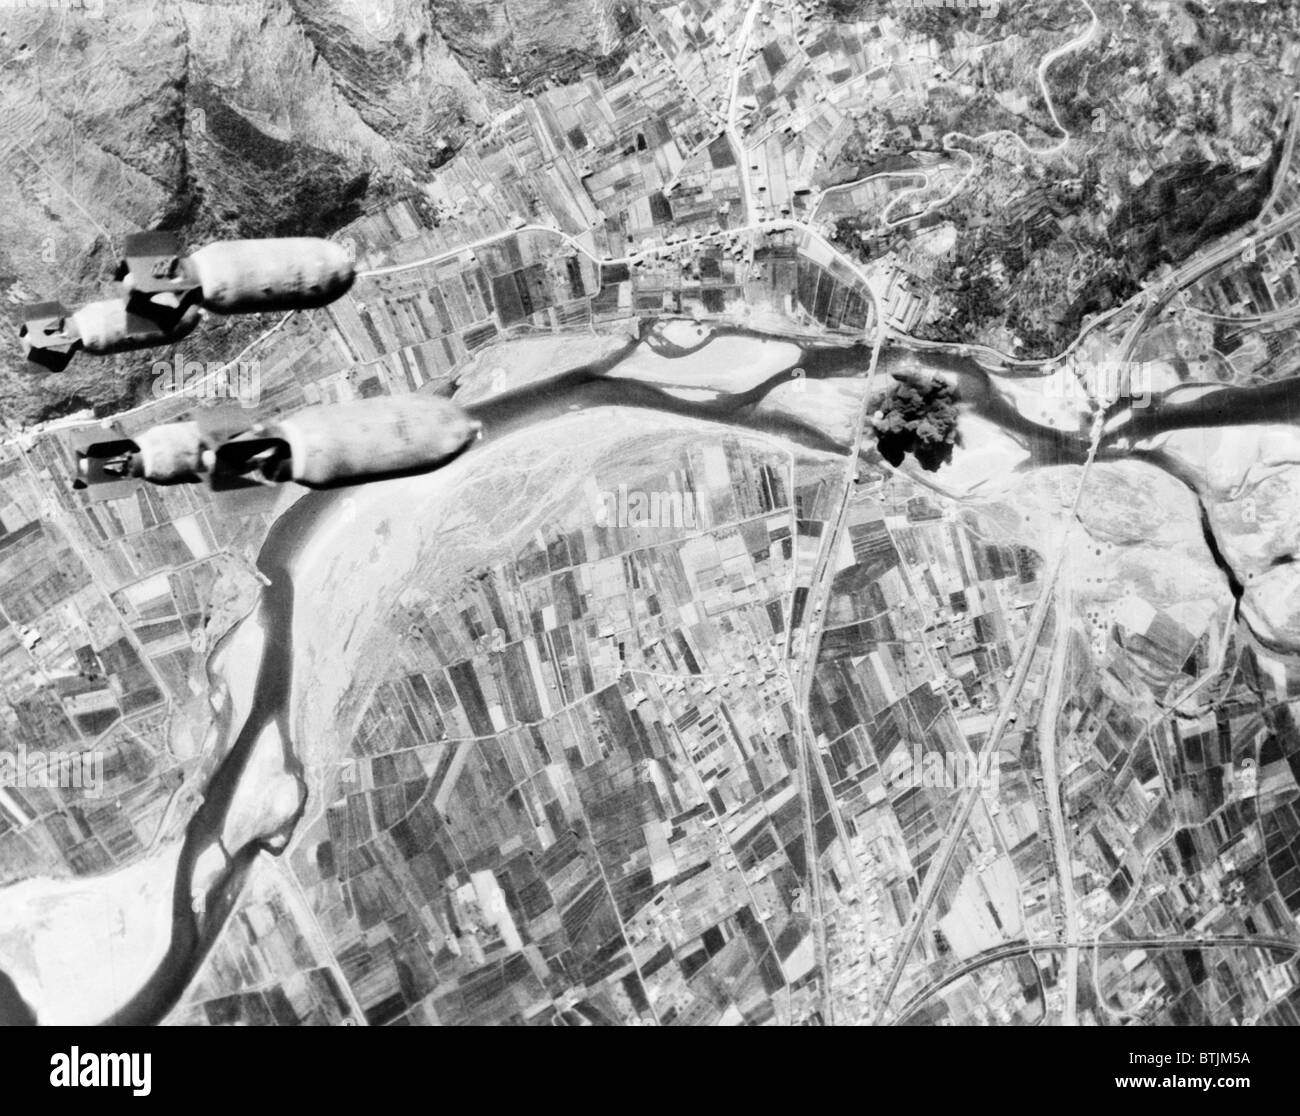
[0,0,621,425]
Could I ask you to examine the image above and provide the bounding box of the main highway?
[890,934,1300,1024]
[1037,601,1079,1025]
[870,413,1104,1024]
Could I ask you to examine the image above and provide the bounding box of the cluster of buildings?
[9,0,1300,1028]
[177,435,835,1025]
[0,1,769,905]
[799,468,1057,1018]
[1165,123,1300,385]
[164,423,1069,1025]
[1054,654,1300,1024]
[0,428,249,885]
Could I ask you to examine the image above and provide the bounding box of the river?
[0,324,1281,1025]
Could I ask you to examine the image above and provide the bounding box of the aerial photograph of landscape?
[2,0,1300,1062]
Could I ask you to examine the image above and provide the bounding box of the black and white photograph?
[0,0,1294,1090]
